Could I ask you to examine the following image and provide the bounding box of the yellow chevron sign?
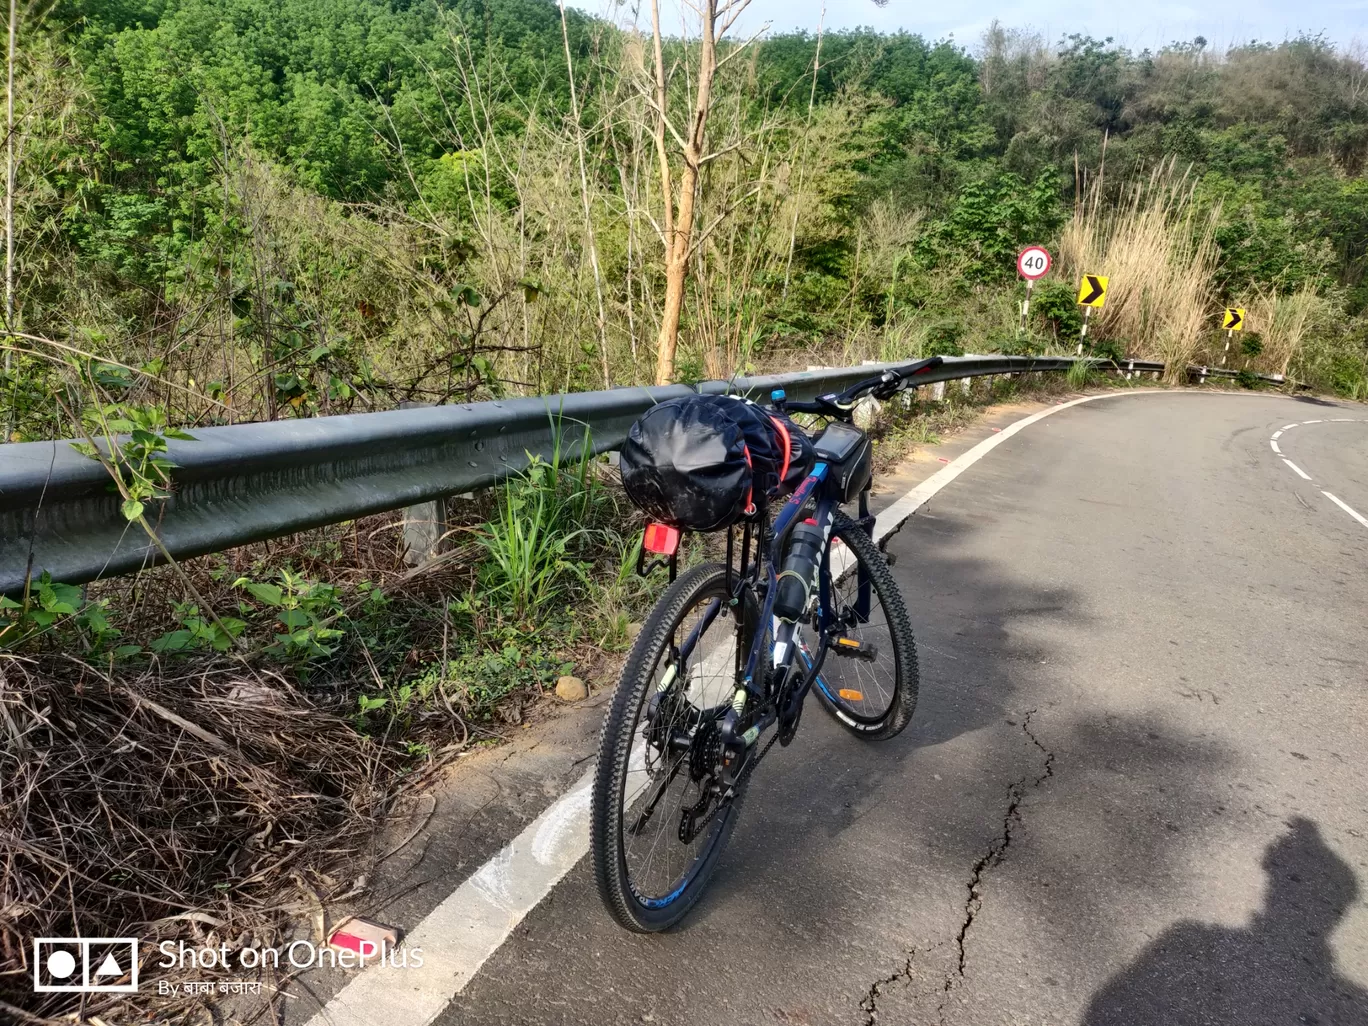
[1222,308,1246,331]
[1076,274,1109,308]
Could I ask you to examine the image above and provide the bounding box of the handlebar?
[776,356,944,418]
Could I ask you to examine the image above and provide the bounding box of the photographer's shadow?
[1084,817,1368,1026]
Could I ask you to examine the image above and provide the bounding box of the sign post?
[1220,308,1245,366]
[1016,246,1052,333]
[1075,274,1109,354]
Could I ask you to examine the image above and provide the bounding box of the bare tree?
[645,0,760,386]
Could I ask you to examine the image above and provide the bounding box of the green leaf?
[235,579,284,606]
[164,427,197,441]
[277,608,309,629]
[113,645,143,659]
[150,629,193,653]
[121,498,145,521]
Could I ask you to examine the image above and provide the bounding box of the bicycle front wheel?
[808,509,919,740]
[591,562,761,932]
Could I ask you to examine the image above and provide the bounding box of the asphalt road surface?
[433,391,1368,1026]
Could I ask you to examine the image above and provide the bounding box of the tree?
[646,0,757,386]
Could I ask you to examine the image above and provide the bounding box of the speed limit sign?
[1017,245,1051,280]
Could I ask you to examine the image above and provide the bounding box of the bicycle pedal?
[830,636,878,662]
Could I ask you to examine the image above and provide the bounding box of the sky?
[635,0,1367,53]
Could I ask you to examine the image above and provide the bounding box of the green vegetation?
[0,5,1363,441]
[6,9,1365,1014]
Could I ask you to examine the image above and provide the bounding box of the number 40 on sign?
[1015,246,1051,331]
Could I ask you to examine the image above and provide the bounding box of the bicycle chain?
[687,726,780,837]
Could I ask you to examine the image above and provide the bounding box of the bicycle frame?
[698,459,877,754]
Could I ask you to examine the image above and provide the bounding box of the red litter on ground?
[937,457,950,463]
[329,917,400,958]
[991,427,1001,432]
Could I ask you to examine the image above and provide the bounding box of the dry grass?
[0,656,404,1024]
[1060,159,1222,381]
[1249,285,1327,376]
[0,506,504,1024]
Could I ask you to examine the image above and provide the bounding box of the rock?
[555,675,588,702]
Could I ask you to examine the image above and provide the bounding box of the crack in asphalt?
[858,711,1056,1023]
[936,709,1056,1021]
[857,711,1056,1024]
[859,947,918,1026]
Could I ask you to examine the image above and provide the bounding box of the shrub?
[1030,281,1083,340]
[923,320,966,357]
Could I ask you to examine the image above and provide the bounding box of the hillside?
[2,1,1366,440]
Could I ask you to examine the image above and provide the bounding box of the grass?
[1060,159,1222,382]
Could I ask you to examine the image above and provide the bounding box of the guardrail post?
[403,496,451,567]
[398,401,453,567]
[931,380,946,402]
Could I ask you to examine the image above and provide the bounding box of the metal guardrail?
[0,354,1275,593]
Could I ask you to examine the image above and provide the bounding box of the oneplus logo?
[33,938,139,993]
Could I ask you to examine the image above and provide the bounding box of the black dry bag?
[620,395,813,532]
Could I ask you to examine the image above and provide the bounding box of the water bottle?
[773,521,824,622]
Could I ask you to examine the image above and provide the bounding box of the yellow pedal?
[838,688,863,701]
[831,636,879,662]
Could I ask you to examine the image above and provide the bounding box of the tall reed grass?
[1060,160,1222,381]
[1249,285,1325,376]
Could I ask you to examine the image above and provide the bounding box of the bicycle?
[591,356,942,932]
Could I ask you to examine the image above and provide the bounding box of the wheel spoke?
[613,575,746,910]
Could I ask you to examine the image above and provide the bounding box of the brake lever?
[870,371,904,401]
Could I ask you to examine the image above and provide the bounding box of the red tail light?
[643,522,680,556]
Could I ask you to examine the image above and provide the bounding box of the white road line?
[305,773,594,1026]
[302,387,1324,1026]
[1271,417,1368,487]
[1323,491,1368,529]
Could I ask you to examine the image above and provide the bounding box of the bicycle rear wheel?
[591,562,761,932]
[808,509,919,740]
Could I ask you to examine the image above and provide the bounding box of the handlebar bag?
[621,395,814,532]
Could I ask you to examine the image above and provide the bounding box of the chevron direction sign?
[1077,274,1109,308]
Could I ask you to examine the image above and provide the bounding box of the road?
[323,391,1368,1026]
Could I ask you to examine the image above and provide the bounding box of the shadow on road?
[1083,816,1368,1026]
[1292,394,1351,408]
